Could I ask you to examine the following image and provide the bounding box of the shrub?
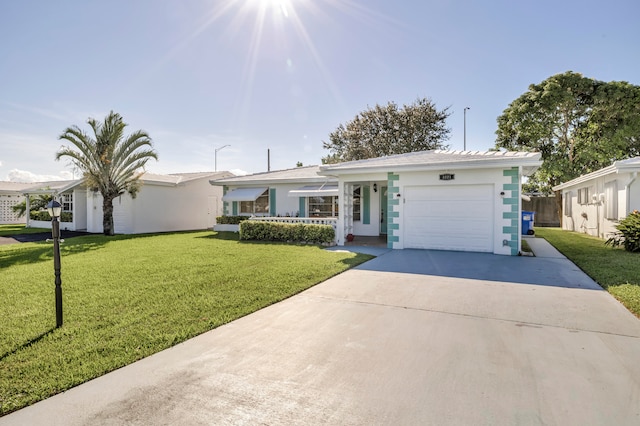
[605,210,640,252]
[239,221,335,244]
[29,211,73,222]
[216,215,250,225]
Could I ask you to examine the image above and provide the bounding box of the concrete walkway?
[2,242,640,425]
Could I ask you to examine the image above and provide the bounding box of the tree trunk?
[554,190,563,228]
[102,195,115,236]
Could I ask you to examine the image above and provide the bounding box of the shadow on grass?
[0,237,110,270]
[0,327,56,362]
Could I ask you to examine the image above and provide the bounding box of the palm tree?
[56,111,158,236]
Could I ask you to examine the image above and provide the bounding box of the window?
[240,189,269,215]
[353,186,361,221]
[604,181,618,219]
[62,193,73,212]
[308,196,339,217]
[577,187,590,205]
[564,191,572,217]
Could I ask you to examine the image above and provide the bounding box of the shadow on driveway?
[357,249,603,290]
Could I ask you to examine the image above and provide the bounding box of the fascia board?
[318,159,543,176]
[210,176,335,186]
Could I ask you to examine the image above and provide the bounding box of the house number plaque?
[439,173,455,181]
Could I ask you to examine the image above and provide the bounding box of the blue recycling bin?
[522,211,535,235]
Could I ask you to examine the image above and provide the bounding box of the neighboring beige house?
[22,171,233,234]
[212,150,542,255]
[553,157,640,239]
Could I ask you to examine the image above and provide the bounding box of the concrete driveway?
[2,243,640,425]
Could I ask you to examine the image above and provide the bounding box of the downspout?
[627,172,638,214]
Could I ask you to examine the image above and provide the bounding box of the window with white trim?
[240,189,269,215]
[604,181,618,219]
[62,193,73,212]
[564,191,572,217]
[308,196,339,217]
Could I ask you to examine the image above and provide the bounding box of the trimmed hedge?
[29,211,73,222]
[216,215,250,225]
[239,221,335,244]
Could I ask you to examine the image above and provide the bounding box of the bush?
[29,211,73,222]
[605,210,640,252]
[216,215,250,225]
[239,221,335,244]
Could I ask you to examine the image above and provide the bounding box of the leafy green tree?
[495,71,640,194]
[56,111,158,235]
[12,194,52,218]
[322,97,451,163]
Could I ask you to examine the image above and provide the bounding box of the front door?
[380,186,388,235]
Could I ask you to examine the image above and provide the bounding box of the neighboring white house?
[23,171,233,234]
[553,157,640,239]
[0,181,41,224]
[212,150,542,255]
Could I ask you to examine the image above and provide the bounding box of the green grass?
[0,224,49,237]
[0,231,373,415]
[535,228,640,317]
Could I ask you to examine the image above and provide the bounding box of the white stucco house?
[0,181,42,224]
[23,171,232,234]
[211,150,542,255]
[553,157,640,239]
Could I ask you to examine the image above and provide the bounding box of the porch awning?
[288,184,339,197]
[222,187,268,202]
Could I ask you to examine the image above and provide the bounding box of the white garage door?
[404,185,494,252]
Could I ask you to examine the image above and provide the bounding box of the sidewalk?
[524,235,567,259]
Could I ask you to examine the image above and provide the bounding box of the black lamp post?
[47,200,63,328]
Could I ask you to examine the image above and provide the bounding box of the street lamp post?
[47,200,63,328]
[214,145,230,172]
[463,107,470,151]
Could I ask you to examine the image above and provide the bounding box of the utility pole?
[214,145,230,172]
[464,107,470,151]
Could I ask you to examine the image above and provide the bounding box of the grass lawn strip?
[0,230,372,415]
[535,227,640,318]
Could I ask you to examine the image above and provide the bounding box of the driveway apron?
[2,246,640,425]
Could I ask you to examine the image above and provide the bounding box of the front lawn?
[0,231,372,416]
[535,228,640,317]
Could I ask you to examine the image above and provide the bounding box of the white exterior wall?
[561,171,636,239]
[0,193,26,224]
[337,172,387,240]
[392,168,516,255]
[334,168,521,255]
[86,178,225,234]
[630,176,640,212]
[272,183,306,217]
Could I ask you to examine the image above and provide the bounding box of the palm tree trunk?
[102,195,115,236]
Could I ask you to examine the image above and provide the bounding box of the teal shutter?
[299,197,306,217]
[363,185,370,225]
[269,188,276,216]
[232,201,238,216]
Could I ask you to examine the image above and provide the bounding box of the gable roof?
[552,157,640,191]
[319,150,542,176]
[210,165,335,186]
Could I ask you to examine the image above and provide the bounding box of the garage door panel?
[404,185,493,252]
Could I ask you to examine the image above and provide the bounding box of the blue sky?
[1,0,638,181]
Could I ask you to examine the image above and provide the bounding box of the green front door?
[380,186,388,235]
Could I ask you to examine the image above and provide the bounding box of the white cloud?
[229,168,249,176]
[7,169,73,183]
